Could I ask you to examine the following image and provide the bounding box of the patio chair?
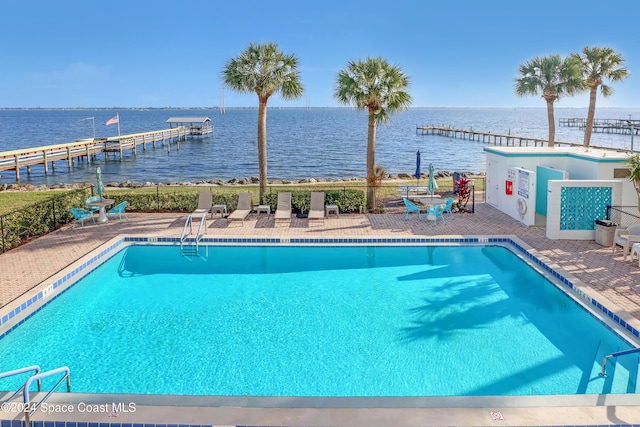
[85,195,104,213]
[107,201,129,223]
[426,203,446,226]
[193,191,213,218]
[308,192,325,225]
[274,192,292,226]
[612,223,640,261]
[227,192,252,224]
[402,198,421,219]
[70,207,95,229]
[443,197,455,219]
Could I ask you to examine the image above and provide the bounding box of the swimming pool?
[0,240,638,398]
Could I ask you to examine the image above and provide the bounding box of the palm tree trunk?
[545,99,556,147]
[366,111,377,211]
[583,85,598,148]
[257,98,268,203]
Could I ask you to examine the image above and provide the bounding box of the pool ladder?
[180,213,207,258]
[600,347,640,377]
[0,365,71,426]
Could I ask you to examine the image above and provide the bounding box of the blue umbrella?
[427,163,438,197]
[95,167,105,197]
[414,150,421,185]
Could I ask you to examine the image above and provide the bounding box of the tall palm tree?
[514,55,584,147]
[334,56,412,211]
[221,42,303,202]
[571,46,629,148]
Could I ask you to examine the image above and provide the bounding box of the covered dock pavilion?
[166,116,214,136]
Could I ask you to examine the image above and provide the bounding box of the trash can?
[595,220,616,247]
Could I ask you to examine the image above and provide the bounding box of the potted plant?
[455,176,471,212]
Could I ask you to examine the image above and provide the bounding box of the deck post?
[14,155,19,180]
[43,151,48,173]
[86,145,91,164]
[67,148,72,169]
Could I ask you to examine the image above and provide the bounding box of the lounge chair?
[85,195,103,213]
[70,207,95,229]
[107,201,129,223]
[443,197,455,219]
[308,192,325,224]
[227,192,252,224]
[612,223,640,261]
[426,203,446,226]
[274,192,292,226]
[402,198,421,219]
[193,191,213,218]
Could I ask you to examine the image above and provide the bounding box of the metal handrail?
[180,214,193,248]
[600,347,640,377]
[23,366,70,425]
[0,366,41,403]
[195,213,207,248]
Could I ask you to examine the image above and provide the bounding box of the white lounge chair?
[612,223,640,261]
[274,192,292,226]
[308,192,325,225]
[227,192,252,224]
[193,191,212,218]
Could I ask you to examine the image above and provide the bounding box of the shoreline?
[0,171,485,192]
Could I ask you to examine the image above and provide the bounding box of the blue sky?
[2,0,639,108]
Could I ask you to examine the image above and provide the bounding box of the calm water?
[0,245,635,396]
[1,107,639,186]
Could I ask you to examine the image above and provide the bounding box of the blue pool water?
[0,245,637,397]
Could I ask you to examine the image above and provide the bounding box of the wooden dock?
[415,125,636,153]
[416,125,551,147]
[559,118,640,135]
[0,127,189,181]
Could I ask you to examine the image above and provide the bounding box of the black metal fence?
[607,205,640,228]
[0,187,92,253]
[0,177,483,253]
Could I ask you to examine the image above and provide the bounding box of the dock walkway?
[416,125,633,152]
[0,127,190,180]
[559,117,640,135]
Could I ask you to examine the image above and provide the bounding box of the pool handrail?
[23,366,70,425]
[195,212,207,247]
[0,365,41,404]
[599,347,640,377]
[180,214,193,248]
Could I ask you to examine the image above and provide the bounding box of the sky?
[2,0,640,109]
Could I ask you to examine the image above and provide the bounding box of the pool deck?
[1,202,640,426]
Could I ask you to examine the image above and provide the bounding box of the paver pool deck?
[1,202,639,426]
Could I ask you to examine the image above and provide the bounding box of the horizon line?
[2,106,640,110]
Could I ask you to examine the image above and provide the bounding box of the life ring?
[517,198,527,217]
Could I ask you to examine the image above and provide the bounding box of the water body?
[1,107,639,186]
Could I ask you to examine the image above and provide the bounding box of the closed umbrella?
[427,163,438,197]
[95,167,105,198]
[414,150,421,186]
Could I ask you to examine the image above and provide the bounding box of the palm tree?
[626,154,640,212]
[366,164,387,211]
[221,42,303,202]
[571,46,629,148]
[514,55,584,147]
[334,56,412,211]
